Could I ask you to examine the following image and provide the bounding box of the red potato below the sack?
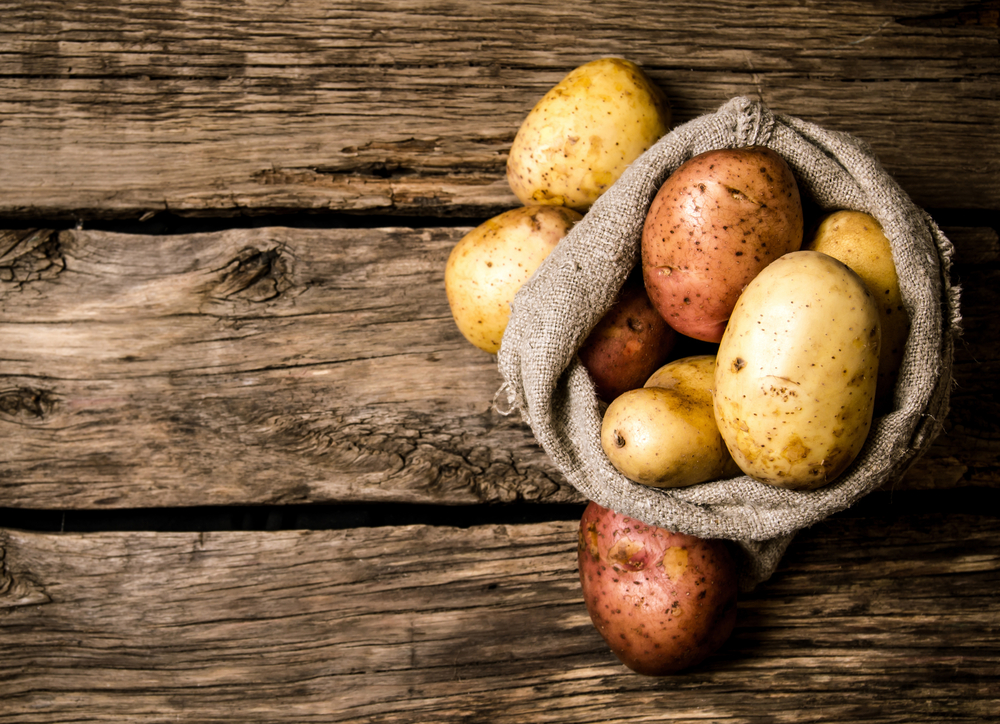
[578,271,677,403]
[642,146,804,343]
[578,501,739,676]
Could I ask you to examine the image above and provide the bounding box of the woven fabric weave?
[496,96,961,590]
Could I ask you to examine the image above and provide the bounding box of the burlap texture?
[496,96,961,591]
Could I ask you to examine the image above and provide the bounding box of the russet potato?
[806,210,910,412]
[714,250,880,489]
[445,205,582,354]
[642,146,803,343]
[507,57,670,212]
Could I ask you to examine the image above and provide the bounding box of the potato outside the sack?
[578,501,738,676]
[714,250,881,490]
[445,205,582,354]
[507,57,670,212]
[806,210,910,413]
[601,355,741,487]
[578,271,677,403]
[642,146,804,343]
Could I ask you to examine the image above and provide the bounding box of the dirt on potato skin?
[577,501,739,676]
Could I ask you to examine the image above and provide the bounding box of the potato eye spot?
[732,357,746,372]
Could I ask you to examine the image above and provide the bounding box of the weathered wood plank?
[1,225,996,509]
[1,0,996,219]
[0,510,997,722]
[0,226,568,508]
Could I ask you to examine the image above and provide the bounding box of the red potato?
[642,146,803,343]
[578,501,739,675]
[578,271,677,403]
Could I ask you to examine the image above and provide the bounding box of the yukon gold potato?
[601,356,739,487]
[445,205,582,353]
[507,57,670,212]
[578,501,738,676]
[806,210,910,412]
[642,146,803,343]
[714,250,880,490]
[578,271,677,403]
[644,352,716,390]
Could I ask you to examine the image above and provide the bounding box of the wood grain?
[1,510,997,723]
[0,226,566,508]
[1,0,997,219]
[1,224,996,509]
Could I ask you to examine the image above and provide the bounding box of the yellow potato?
[507,57,670,212]
[601,356,739,488]
[714,250,880,490]
[806,210,910,412]
[644,353,716,390]
[445,205,582,354]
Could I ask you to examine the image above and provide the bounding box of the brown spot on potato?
[579,521,601,561]
[781,437,810,462]
[609,537,648,571]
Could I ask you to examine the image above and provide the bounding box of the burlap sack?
[496,96,961,591]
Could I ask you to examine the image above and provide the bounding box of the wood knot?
[212,246,290,303]
[0,540,51,609]
[0,387,57,422]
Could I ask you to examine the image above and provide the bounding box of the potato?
[578,271,677,403]
[643,352,716,390]
[601,356,739,487]
[714,250,880,489]
[578,501,738,676]
[806,210,910,413]
[445,205,582,353]
[642,146,803,343]
[507,57,670,212]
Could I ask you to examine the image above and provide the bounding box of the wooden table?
[2,2,998,721]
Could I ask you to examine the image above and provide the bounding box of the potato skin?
[644,352,717,390]
[714,250,880,489]
[599,355,739,487]
[578,501,738,676]
[507,57,670,212]
[445,206,582,353]
[578,272,677,403]
[642,146,803,343]
[806,210,910,413]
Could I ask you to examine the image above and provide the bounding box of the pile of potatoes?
[444,58,910,676]
[445,58,671,355]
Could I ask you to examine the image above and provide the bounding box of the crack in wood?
[255,407,568,505]
[0,229,65,287]
[896,1,999,28]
